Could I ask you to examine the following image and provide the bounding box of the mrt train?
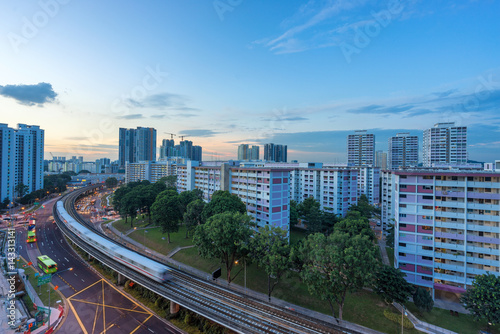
[56,201,171,282]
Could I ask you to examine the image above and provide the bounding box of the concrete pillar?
[170,301,180,314]
[117,273,126,285]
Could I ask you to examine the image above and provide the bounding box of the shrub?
[383,309,414,329]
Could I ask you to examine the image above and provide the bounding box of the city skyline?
[1,1,499,163]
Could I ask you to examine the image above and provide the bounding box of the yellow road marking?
[102,280,106,334]
[68,278,103,298]
[92,295,100,334]
[67,298,89,334]
[130,314,153,334]
[68,300,150,314]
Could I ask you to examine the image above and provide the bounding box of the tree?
[183,199,205,238]
[62,171,77,176]
[105,177,118,188]
[179,189,203,216]
[151,189,182,243]
[297,197,320,218]
[250,225,291,301]
[299,227,379,322]
[289,200,299,227]
[348,194,374,219]
[201,190,246,221]
[0,197,10,211]
[78,170,92,174]
[160,175,177,189]
[15,183,29,198]
[461,273,500,330]
[122,191,141,227]
[386,221,395,248]
[193,212,252,284]
[335,213,376,241]
[413,287,434,313]
[373,265,413,305]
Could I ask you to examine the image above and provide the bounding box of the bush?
[383,309,414,329]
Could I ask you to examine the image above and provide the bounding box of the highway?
[18,197,185,334]
[58,185,361,334]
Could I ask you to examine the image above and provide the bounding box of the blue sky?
[1,0,499,163]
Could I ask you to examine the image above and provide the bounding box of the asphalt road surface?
[17,197,183,334]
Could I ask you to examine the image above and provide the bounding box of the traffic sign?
[37,274,52,286]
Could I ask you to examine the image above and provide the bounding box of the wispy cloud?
[179,129,222,138]
[0,82,57,106]
[117,114,144,119]
[126,92,200,114]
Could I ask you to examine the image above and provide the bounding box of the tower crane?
[179,135,189,141]
[164,132,176,140]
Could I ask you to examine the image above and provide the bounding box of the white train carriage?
[56,201,171,283]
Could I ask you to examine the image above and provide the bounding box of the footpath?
[104,223,384,334]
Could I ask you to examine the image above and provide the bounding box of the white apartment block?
[125,161,176,184]
[388,133,419,169]
[0,123,44,202]
[423,123,467,167]
[347,130,375,166]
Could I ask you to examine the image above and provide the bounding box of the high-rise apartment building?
[394,170,500,299]
[159,139,175,160]
[375,151,388,170]
[347,130,375,166]
[423,123,467,167]
[264,143,287,162]
[388,133,419,169]
[119,127,157,167]
[0,123,44,202]
[238,144,260,160]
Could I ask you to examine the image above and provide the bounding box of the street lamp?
[234,259,247,293]
[48,267,73,329]
[144,230,148,250]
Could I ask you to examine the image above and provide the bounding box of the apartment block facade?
[394,170,500,298]
[347,131,375,166]
[388,133,419,169]
[423,123,467,167]
[119,127,157,167]
[125,160,176,183]
[0,123,44,202]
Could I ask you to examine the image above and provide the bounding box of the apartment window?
[422,185,433,190]
[422,246,433,251]
[400,194,407,198]
[423,206,433,210]
[422,236,433,240]
[399,214,407,217]
[452,176,458,181]
[422,226,433,231]
[422,276,432,281]
[400,223,407,228]
[399,204,407,208]
[399,243,407,247]
[423,195,433,200]
[400,185,407,189]
[422,256,433,261]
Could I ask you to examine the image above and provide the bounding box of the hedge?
[383,309,414,329]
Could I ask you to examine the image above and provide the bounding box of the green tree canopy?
[193,211,252,284]
[413,287,434,313]
[299,227,380,322]
[105,177,118,188]
[201,190,246,222]
[373,265,413,305]
[179,189,203,215]
[15,183,29,198]
[183,199,205,238]
[461,273,500,329]
[289,199,299,227]
[250,225,291,301]
[62,171,77,176]
[151,189,183,243]
[334,213,376,242]
[159,175,177,189]
[78,169,92,174]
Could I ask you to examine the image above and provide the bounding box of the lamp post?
[48,267,73,329]
[144,230,148,250]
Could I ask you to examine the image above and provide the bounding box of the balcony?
[467,213,500,223]
[433,272,465,283]
[466,202,498,210]
[467,223,500,233]
[435,252,465,262]
[466,245,500,256]
[434,242,465,251]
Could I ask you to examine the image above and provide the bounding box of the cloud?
[117,114,144,119]
[432,89,458,98]
[0,82,57,106]
[150,114,167,119]
[179,129,222,138]
[126,92,201,114]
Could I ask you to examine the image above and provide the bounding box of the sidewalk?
[105,222,384,334]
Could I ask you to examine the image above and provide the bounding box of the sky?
[1,0,499,163]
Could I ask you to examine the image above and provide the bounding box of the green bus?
[37,255,57,274]
[27,230,37,243]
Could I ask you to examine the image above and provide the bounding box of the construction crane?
[164,132,176,140]
[179,135,188,141]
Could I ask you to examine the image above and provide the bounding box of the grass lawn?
[112,216,151,233]
[386,247,394,267]
[406,303,500,334]
[128,224,195,256]
[21,260,61,309]
[172,248,421,333]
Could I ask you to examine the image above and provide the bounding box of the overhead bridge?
[54,185,358,334]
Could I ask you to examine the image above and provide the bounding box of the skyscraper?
[159,139,174,160]
[375,151,387,169]
[250,145,259,160]
[347,130,375,166]
[0,123,44,202]
[119,127,156,167]
[237,144,249,160]
[264,143,287,162]
[192,145,202,161]
[423,122,467,167]
[388,133,419,169]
